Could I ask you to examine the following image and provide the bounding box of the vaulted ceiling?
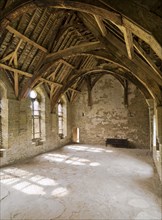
[0,0,162,111]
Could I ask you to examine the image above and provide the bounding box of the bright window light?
[30,90,37,99]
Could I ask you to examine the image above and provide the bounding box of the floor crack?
[0,190,10,202]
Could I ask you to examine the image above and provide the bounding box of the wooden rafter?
[87,50,162,103]
[91,74,104,87]
[1,17,23,59]
[66,66,152,99]
[1,39,22,68]
[78,13,162,103]
[94,15,107,37]
[0,63,80,93]
[17,41,103,99]
[36,60,62,87]
[60,59,75,69]
[0,0,161,107]
[1,53,13,62]
[25,50,42,72]
[31,8,48,42]
[50,70,78,110]
[0,28,7,49]
[134,40,162,80]
[123,19,162,61]
[14,72,19,98]
[1,0,10,9]
[70,78,84,102]
[6,25,47,53]
[49,61,152,105]
[9,39,22,67]
[55,65,66,83]
[24,9,38,33]
[99,0,162,60]
[38,14,54,44]
[1,0,162,61]
[13,9,38,70]
[30,58,75,95]
[34,0,122,25]
[45,41,103,63]
[20,14,54,71]
[56,28,79,52]
[122,27,134,59]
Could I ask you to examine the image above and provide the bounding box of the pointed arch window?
[58,100,64,138]
[30,90,41,140]
[57,99,67,139]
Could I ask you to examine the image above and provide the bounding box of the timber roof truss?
[0,0,162,111]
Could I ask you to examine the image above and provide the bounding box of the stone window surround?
[57,97,67,139]
[30,88,46,145]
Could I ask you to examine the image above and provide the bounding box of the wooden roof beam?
[60,59,75,69]
[12,9,39,70]
[122,27,134,60]
[1,0,162,61]
[9,39,22,67]
[14,72,19,98]
[45,41,104,64]
[94,15,107,37]
[6,25,48,53]
[94,18,133,60]
[65,67,151,100]
[93,14,134,62]
[91,74,104,88]
[35,0,122,25]
[78,13,162,103]
[1,0,10,10]
[23,58,75,92]
[99,0,162,60]
[122,18,162,60]
[0,63,80,94]
[79,12,162,86]
[134,40,162,80]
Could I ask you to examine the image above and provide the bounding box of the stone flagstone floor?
[0,144,162,220]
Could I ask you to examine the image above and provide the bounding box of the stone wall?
[0,71,72,166]
[71,75,149,148]
[0,72,150,167]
